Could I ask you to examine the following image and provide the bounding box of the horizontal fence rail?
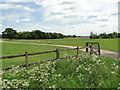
[1,42,100,71]
[0,47,88,59]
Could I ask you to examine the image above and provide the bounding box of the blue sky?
[0,0,119,36]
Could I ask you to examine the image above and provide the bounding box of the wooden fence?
[0,42,100,71]
[86,42,100,55]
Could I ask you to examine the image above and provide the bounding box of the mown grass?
[2,55,119,88]
[2,38,119,52]
[2,43,78,69]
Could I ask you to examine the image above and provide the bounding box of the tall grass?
[2,55,119,88]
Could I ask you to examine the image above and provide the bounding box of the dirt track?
[1,41,119,59]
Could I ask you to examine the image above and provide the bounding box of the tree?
[113,32,118,38]
[118,33,120,38]
[90,32,98,39]
[2,28,65,39]
[73,35,76,38]
[2,28,17,40]
[101,33,110,39]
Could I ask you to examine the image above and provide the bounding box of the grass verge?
[2,55,119,88]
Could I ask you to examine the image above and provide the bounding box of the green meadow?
[3,38,119,52]
[1,38,119,88]
[2,43,78,69]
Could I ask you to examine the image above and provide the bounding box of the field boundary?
[1,40,119,59]
[1,43,100,71]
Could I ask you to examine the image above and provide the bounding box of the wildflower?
[76,65,81,72]
[115,65,119,69]
[111,72,116,74]
[49,85,56,88]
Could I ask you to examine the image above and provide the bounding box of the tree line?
[2,28,64,40]
[90,32,120,39]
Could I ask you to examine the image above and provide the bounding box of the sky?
[0,0,119,36]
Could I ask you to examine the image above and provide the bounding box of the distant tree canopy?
[2,28,64,39]
[2,28,17,40]
[90,31,120,39]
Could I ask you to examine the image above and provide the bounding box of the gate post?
[90,45,92,55]
[77,46,79,57]
[86,42,89,53]
[98,44,100,55]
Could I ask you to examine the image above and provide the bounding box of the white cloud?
[0,16,6,21]
[35,0,118,25]
[16,18,31,23]
[1,0,118,35]
[3,0,35,2]
[24,6,35,12]
[0,24,2,27]
[0,4,16,9]
[0,3,35,12]
[42,26,50,30]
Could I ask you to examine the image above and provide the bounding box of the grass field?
[2,38,119,52]
[1,39,119,88]
[2,43,78,69]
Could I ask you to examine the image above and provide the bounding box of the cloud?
[0,3,35,12]
[88,15,97,19]
[35,0,118,24]
[61,1,75,5]
[0,24,2,27]
[1,0,118,35]
[0,16,6,21]
[96,19,109,22]
[16,18,31,23]
[42,26,50,30]
[99,25,108,27]
[24,6,35,12]
[3,0,35,2]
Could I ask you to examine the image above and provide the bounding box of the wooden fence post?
[98,44,100,55]
[56,49,60,59]
[90,45,93,55]
[25,52,28,67]
[77,46,79,57]
[86,42,88,53]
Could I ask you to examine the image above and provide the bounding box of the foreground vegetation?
[2,55,119,88]
[2,38,119,52]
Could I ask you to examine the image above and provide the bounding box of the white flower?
[111,72,116,74]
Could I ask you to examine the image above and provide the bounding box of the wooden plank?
[90,45,93,55]
[0,50,56,59]
[28,50,56,56]
[77,46,79,57]
[0,54,25,59]
[1,55,79,71]
[25,52,28,67]
[87,42,99,44]
[0,45,97,60]
[98,44,100,55]
[56,49,60,59]
[59,48,77,51]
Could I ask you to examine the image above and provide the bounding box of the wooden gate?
[86,42,100,55]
